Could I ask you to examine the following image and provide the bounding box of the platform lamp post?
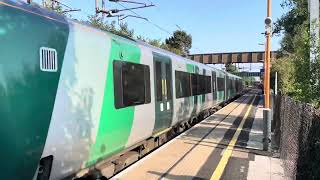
[263,0,272,152]
[264,0,272,109]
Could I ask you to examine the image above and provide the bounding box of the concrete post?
[263,108,272,151]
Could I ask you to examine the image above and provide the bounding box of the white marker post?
[309,0,319,63]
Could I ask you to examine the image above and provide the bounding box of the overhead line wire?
[116,2,172,36]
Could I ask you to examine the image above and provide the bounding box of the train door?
[212,71,217,101]
[201,69,206,104]
[153,52,173,134]
[225,74,229,100]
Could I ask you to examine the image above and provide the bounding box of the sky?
[33,0,287,72]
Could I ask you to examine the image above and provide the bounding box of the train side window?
[235,80,238,91]
[206,76,212,93]
[199,75,206,94]
[175,71,191,98]
[155,61,163,101]
[166,63,172,100]
[217,77,225,91]
[191,74,200,95]
[229,79,233,90]
[232,80,235,89]
[113,60,151,109]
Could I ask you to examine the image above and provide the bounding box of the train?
[0,0,243,179]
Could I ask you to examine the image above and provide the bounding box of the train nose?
[1,0,69,179]
[0,62,59,179]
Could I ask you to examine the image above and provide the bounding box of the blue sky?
[33,0,286,54]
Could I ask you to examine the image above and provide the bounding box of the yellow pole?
[264,44,267,98]
[265,0,271,108]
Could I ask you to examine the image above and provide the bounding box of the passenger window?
[113,60,151,109]
[175,71,191,98]
[199,75,206,94]
[206,76,212,93]
[166,63,172,100]
[191,74,200,95]
[155,61,163,101]
[217,77,225,91]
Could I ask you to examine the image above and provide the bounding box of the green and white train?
[0,1,243,179]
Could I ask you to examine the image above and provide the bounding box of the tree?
[165,30,192,56]
[87,16,193,57]
[75,13,194,57]
[242,76,256,87]
[148,39,162,48]
[43,0,67,16]
[273,0,308,54]
[272,0,320,107]
[225,63,238,74]
[117,22,134,38]
[160,43,183,55]
[136,35,191,56]
[87,15,134,38]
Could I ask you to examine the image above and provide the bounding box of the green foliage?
[165,30,192,56]
[43,0,67,16]
[242,76,256,87]
[137,36,162,48]
[271,57,296,95]
[148,39,162,48]
[137,30,192,56]
[272,0,320,107]
[88,17,192,56]
[225,64,238,74]
[160,43,183,55]
[273,0,308,53]
[225,64,255,87]
[87,15,134,38]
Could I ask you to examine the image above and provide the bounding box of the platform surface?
[112,90,284,180]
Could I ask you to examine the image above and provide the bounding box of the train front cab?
[0,1,69,179]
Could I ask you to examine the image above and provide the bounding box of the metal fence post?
[263,108,272,151]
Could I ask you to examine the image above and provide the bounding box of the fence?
[273,94,320,179]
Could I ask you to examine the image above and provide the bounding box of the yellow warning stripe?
[210,95,256,180]
[152,127,172,138]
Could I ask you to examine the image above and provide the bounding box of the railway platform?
[111,90,284,180]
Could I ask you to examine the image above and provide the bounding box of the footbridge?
[188,51,278,64]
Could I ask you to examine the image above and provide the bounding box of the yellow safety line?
[152,127,172,138]
[210,95,256,180]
